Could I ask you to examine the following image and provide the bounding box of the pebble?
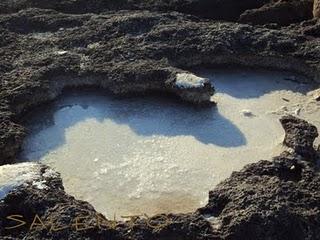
[241,109,255,117]
[56,50,68,55]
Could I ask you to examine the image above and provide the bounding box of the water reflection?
[18,68,316,218]
[20,91,246,161]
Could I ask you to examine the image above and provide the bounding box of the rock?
[1,6,320,163]
[0,163,214,239]
[314,0,320,18]
[280,115,318,159]
[0,163,44,199]
[0,1,320,239]
[0,0,270,20]
[308,88,320,101]
[239,0,313,26]
[174,73,215,105]
[198,118,320,240]
[2,118,319,240]
[241,109,255,117]
[175,73,207,89]
[198,151,320,240]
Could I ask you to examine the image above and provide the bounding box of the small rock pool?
[19,68,320,219]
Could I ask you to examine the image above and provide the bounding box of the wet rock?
[280,115,318,159]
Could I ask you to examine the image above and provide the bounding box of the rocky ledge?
[0,116,319,240]
[1,2,320,163]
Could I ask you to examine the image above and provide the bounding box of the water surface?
[20,69,320,219]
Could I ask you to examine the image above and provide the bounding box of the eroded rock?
[1,117,320,239]
[0,7,320,163]
[0,0,270,20]
[0,1,320,239]
[198,117,320,240]
[0,163,214,239]
[280,115,318,159]
[239,0,313,26]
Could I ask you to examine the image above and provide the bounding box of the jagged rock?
[198,152,320,240]
[280,115,318,159]
[198,119,320,240]
[239,0,313,26]
[1,117,320,240]
[0,1,320,239]
[0,0,270,20]
[0,5,320,163]
[0,163,214,239]
[307,88,320,101]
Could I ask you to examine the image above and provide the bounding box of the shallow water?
[20,69,320,219]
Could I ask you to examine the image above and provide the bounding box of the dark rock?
[198,152,320,240]
[0,1,320,239]
[197,116,320,240]
[0,0,270,20]
[302,19,320,37]
[239,0,313,26]
[280,115,318,160]
[0,163,215,239]
[0,7,320,163]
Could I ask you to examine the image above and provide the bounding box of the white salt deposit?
[175,73,208,88]
[19,68,320,219]
[0,163,40,200]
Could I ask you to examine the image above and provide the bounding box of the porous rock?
[280,115,318,159]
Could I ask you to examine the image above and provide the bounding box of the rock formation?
[280,115,318,159]
[1,116,319,240]
[314,0,320,18]
[198,116,320,240]
[0,1,320,239]
[239,0,313,26]
[0,2,320,164]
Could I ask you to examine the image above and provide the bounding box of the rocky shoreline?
[1,0,320,239]
[1,116,319,239]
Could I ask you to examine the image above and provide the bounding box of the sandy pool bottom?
[20,69,320,219]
